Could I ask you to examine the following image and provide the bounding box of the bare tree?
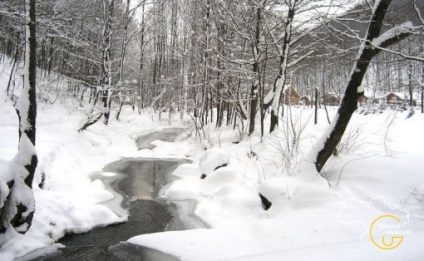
[101,0,115,125]
[78,0,115,131]
[263,0,315,133]
[1,0,37,242]
[314,0,414,173]
[248,0,267,136]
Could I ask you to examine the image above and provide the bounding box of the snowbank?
[0,59,188,259]
[132,107,424,260]
[199,148,230,176]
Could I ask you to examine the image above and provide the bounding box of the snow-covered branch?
[369,21,422,61]
[371,22,416,49]
[413,0,424,25]
[287,50,315,68]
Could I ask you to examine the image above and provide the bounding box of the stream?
[33,128,203,261]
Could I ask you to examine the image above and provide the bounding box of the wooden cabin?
[283,87,301,105]
[300,96,311,106]
[358,95,369,106]
[320,92,341,106]
[384,92,403,105]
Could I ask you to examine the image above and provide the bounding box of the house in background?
[375,92,404,106]
[385,92,404,105]
[300,96,311,106]
[320,92,341,106]
[358,94,369,106]
[283,87,301,105]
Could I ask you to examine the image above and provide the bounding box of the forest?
[1,0,423,125]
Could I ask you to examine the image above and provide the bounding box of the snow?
[2,56,424,260]
[14,135,36,169]
[0,161,14,209]
[372,0,383,13]
[311,112,339,165]
[15,0,37,135]
[371,22,414,49]
[101,172,117,177]
[263,89,274,105]
[199,148,230,176]
[131,107,424,260]
[0,58,184,259]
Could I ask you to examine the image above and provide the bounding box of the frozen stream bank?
[34,128,203,261]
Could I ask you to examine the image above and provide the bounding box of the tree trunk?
[200,0,210,127]
[264,2,296,133]
[116,0,131,121]
[1,0,37,239]
[102,0,115,125]
[314,88,318,124]
[421,45,424,114]
[314,0,412,172]
[407,38,414,117]
[138,0,146,114]
[248,3,263,136]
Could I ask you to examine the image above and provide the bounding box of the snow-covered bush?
[199,148,230,176]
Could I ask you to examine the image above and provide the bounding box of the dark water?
[136,128,185,150]
[31,128,200,261]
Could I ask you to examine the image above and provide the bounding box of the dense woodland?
[1,0,423,131]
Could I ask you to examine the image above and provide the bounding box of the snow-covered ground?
[1,58,424,260]
[0,60,193,260]
[131,107,424,260]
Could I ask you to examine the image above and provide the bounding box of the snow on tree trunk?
[314,0,413,172]
[77,0,115,132]
[1,0,37,242]
[116,0,131,121]
[182,64,188,118]
[102,0,115,125]
[248,2,264,136]
[268,5,295,133]
[200,0,211,127]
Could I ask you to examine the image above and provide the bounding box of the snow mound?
[199,148,229,176]
[200,168,239,194]
[164,164,263,228]
[172,164,202,178]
